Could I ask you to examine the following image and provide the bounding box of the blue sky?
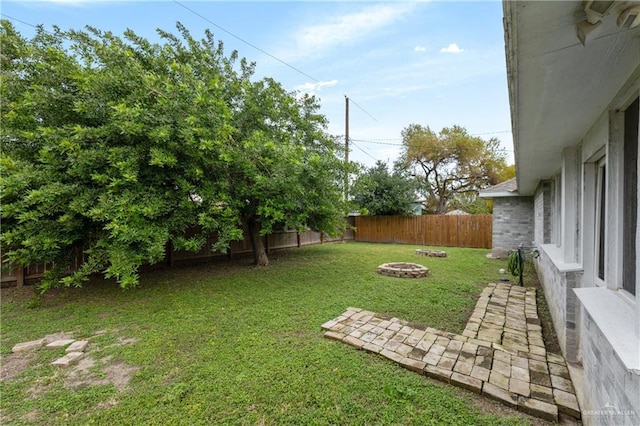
[2,0,514,168]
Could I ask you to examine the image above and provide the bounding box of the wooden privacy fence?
[1,218,356,288]
[354,215,492,249]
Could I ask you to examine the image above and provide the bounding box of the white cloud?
[292,4,415,58]
[295,79,338,94]
[440,43,464,54]
[414,46,426,52]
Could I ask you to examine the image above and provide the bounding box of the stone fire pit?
[377,262,429,278]
[415,249,447,258]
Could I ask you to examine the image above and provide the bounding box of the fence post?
[15,264,24,287]
[166,241,174,267]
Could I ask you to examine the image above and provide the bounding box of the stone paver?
[52,351,84,367]
[12,338,46,353]
[321,282,581,422]
[46,339,76,349]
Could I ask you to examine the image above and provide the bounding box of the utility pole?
[344,96,349,200]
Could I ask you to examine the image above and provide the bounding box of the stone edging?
[377,262,429,278]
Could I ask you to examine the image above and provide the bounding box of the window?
[622,97,638,295]
[595,158,606,282]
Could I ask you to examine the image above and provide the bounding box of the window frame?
[621,96,638,296]
[594,156,607,287]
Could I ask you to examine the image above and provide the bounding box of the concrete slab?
[52,351,84,367]
[12,339,45,353]
[66,340,89,353]
[46,339,76,349]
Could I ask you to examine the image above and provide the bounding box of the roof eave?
[478,191,520,199]
[502,1,530,195]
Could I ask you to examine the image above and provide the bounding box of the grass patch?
[1,242,534,424]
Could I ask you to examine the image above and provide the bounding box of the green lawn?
[1,242,534,425]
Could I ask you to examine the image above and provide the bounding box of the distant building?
[444,209,470,216]
[411,200,425,216]
[479,178,533,258]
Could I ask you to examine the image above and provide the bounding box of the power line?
[4,7,320,84]
[351,138,403,146]
[1,13,54,34]
[172,1,377,123]
[473,130,512,135]
[172,0,320,83]
[3,9,379,124]
[350,141,378,161]
[347,96,377,122]
[350,130,514,146]
[349,138,514,153]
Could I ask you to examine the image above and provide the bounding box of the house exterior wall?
[531,80,639,421]
[491,196,534,257]
[580,309,640,425]
[503,2,639,420]
[533,246,582,363]
[533,181,551,245]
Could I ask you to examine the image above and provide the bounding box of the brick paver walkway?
[321,282,580,423]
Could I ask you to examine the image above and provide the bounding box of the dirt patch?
[27,373,60,399]
[0,331,75,383]
[65,357,108,390]
[4,329,141,402]
[0,351,35,381]
[64,356,139,392]
[19,410,39,423]
[103,360,140,391]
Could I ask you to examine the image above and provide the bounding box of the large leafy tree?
[400,124,508,214]
[0,21,346,287]
[350,161,417,216]
[221,77,346,266]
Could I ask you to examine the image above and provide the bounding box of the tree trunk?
[246,215,269,266]
[439,200,448,214]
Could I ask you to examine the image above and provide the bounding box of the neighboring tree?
[400,124,508,214]
[447,164,515,214]
[448,193,493,214]
[350,160,417,216]
[499,164,516,182]
[0,21,346,288]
